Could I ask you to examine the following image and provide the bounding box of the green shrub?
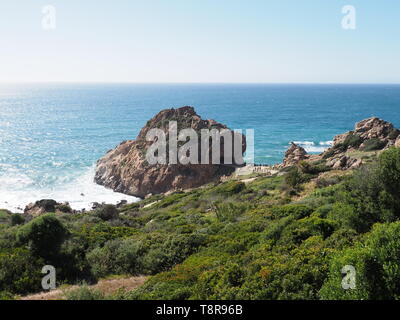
[315,176,341,188]
[298,160,330,175]
[143,234,206,274]
[324,134,362,158]
[0,210,11,224]
[95,205,119,221]
[65,285,105,300]
[279,216,336,245]
[212,181,245,195]
[388,129,400,140]
[16,214,69,258]
[56,203,72,213]
[343,133,363,149]
[0,291,14,300]
[321,222,400,299]
[378,147,400,197]
[270,204,313,219]
[0,248,44,294]
[86,239,142,278]
[282,167,310,194]
[11,214,25,226]
[362,138,386,151]
[214,202,247,222]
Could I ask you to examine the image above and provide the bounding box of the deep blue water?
[0,83,399,211]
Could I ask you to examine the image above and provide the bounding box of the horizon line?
[1,81,400,85]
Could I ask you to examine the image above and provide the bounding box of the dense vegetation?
[2,148,400,300]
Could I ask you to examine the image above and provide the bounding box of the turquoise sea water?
[0,83,399,211]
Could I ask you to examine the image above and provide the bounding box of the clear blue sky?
[0,0,399,83]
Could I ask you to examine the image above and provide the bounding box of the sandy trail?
[20,276,147,300]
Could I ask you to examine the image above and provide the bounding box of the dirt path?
[20,276,147,300]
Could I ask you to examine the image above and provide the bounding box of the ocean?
[0,83,399,212]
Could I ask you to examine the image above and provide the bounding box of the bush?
[0,248,44,294]
[56,203,72,213]
[142,234,206,274]
[378,147,400,198]
[321,222,400,299]
[282,167,310,194]
[324,134,363,158]
[213,181,245,196]
[94,205,119,221]
[270,204,313,219]
[343,134,363,149]
[214,202,247,222]
[279,216,336,245]
[298,160,330,175]
[16,214,69,258]
[86,239,142,279]
[11,214,25,226]
[0,291,14,300]
[0,210,11,224]
[65,285,105,300]
[362,138,386,151]
[337,148,400,231]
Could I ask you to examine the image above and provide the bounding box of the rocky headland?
[21,113,400,215]
[94,106,246,198]
[94,109,400,200]
[282,116,400,170]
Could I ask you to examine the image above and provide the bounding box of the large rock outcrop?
[323,117,400,169]
[330,117,399,152]
[95,106,246,198]
[282,142,309,167]
[282,117,400,170]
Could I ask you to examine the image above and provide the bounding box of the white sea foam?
[303,145,329,153]
[319,141,333,146]
[293,141,315,146]
[0,166,139,213]
[290,141,332,153]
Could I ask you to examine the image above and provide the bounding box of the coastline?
[0,166,139,213]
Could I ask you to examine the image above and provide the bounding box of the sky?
[0,0,399,83]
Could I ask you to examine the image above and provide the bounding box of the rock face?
[326,155,362,170]
[95,106,246,198]
[282,117,400,170]
[282,143,308,167]
[322,117,400,170]
[331,117,399,152]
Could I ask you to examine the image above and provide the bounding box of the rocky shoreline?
[17,108,400,216]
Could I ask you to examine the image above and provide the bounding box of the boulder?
[95,106,246,198]
[24,199,72,217]
[327,155,362,170]
[282,142,308,167]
